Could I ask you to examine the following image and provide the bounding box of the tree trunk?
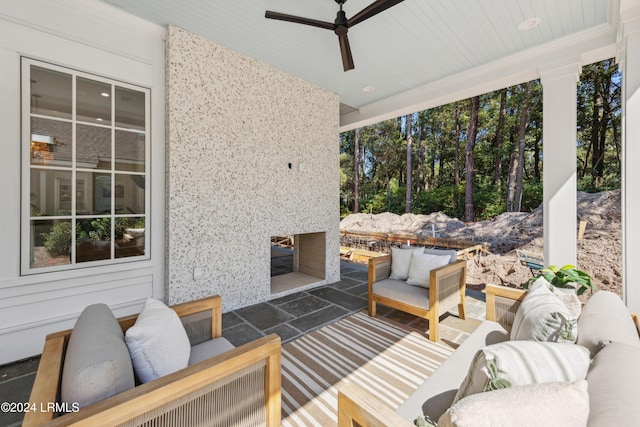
[514,83,534,211]
[581,133,593,179]
[533,133,541,182]
[387,177,391,212]
[405,114,413,213]
[493,89,507,186]
[464,96,479,222]
[507,82,533,212]
[354,128,360,213]
[590,67,603,187]
[594,67,612,187]
[454,104,461,187]
[430,148,436,186]
[417,118,426,193]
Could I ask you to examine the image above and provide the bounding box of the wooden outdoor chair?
[368,248,467,342]
[24,295,281,427]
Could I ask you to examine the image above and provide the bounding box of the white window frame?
[20,58,151,275]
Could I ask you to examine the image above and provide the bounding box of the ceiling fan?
[265,0,405,72]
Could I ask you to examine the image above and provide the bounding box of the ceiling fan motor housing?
[335,10,348,35]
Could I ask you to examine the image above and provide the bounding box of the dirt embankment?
[340,190,622,296]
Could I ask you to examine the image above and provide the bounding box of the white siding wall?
[0,0,166,364]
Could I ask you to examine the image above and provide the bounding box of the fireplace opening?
[270,232,326,295]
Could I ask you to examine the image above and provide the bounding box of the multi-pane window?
[22,59,150,274]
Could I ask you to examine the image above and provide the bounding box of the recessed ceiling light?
[362,85,375,93]
[518,17,541,31]
[101,92,110,97]
[96,118,104,122]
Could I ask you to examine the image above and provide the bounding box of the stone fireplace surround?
[166,25,340,312]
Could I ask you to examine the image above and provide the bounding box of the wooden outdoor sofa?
[24,295,281,427]
[368,247,467,342]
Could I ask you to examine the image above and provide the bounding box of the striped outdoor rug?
[280,311,454,426]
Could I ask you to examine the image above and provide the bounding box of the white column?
[620,3,640,311]
[540,62,582,268]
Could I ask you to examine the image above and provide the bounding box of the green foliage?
[472,186,506,220]
[412,185,463,218]
[519,182,543,212]
[89,218,111,241]
[524,264,595,296]
[80,217,137,241]
[41,217,145,258]
[340,204,352,218]
[578,174,621,193]
[339,59,620,221]
[361,178,405,213]
[41,222,71,257]
[576,59,621,190]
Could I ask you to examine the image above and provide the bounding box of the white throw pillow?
[530,276,582,318]
[438,380,589,427]
[453,340,590,403]
[405,252,451,288]
[125,298,191,383]
[511,278,578,342]
[549,285,582,320]
[389,247,423,280]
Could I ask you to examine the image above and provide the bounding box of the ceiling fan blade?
[265,11,334,30]
[338,33,355,72]
[348,0,405,27]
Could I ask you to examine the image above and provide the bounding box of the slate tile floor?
[0,254,486,427]
[222,260,369,346]
[0,259,370,427]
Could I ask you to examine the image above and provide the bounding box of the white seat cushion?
[189,337,236,365]
[373,279,429,310]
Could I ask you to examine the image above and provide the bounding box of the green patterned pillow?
[511,278,578,342]
[453,341,590,403]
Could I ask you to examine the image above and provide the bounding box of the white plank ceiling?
[100,0,618,128]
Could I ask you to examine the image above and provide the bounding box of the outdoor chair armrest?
[485,284,527,329]
[338,381,412,427]
[632,314,640,336]
[173,295,223,342]
[368,254,392,285]
[23,336,66,427]
[429,259,467,318]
